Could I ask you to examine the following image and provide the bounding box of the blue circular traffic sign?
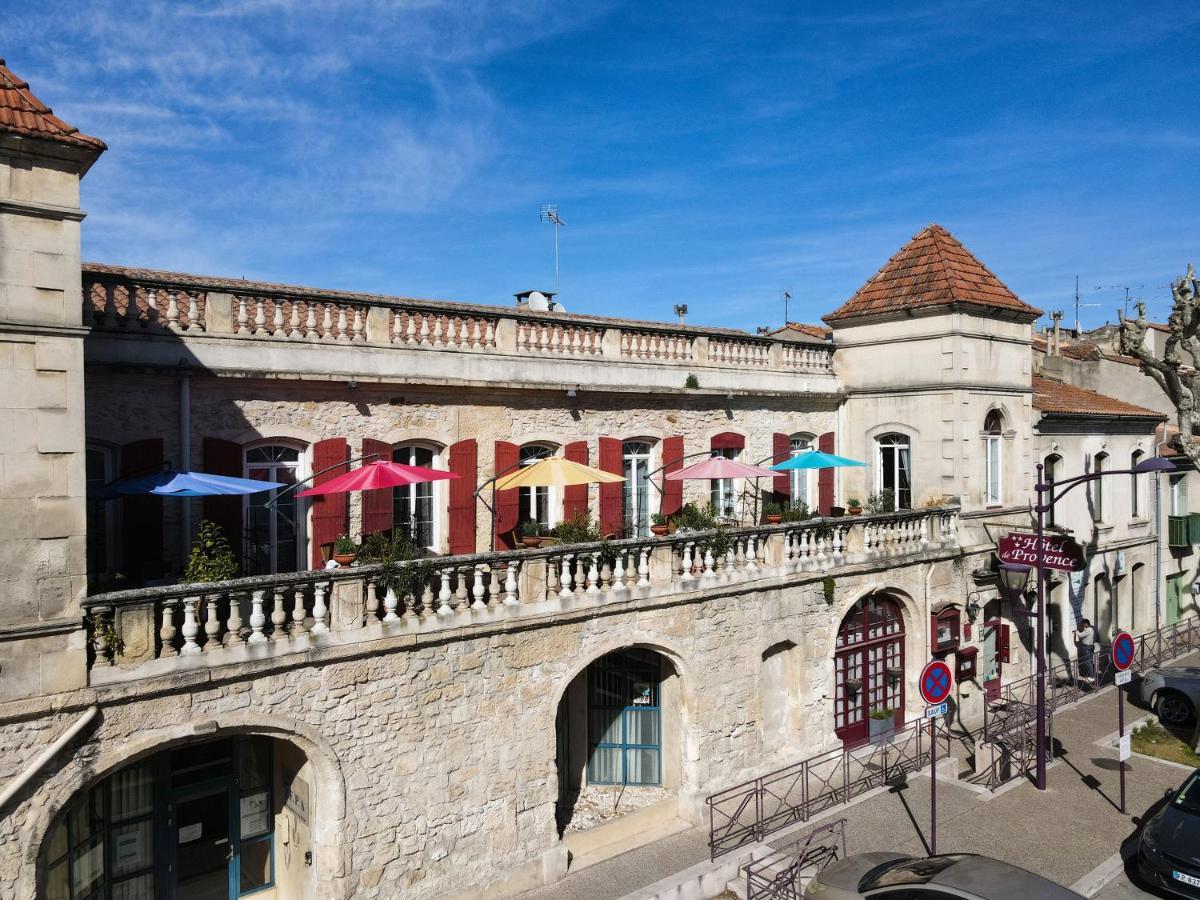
[920,660,953,705]
[1111,631,1135,671]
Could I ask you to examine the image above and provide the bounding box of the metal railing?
[707,718,961,859]
[744,818,847,900]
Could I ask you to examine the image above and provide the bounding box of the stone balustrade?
[81,272,834,376]
[82,507,958,683]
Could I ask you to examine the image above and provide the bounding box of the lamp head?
[998,562,1032,601]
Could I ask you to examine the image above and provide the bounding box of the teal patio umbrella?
[771,451,867,471]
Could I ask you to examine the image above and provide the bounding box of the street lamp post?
[1000,456,1175,791]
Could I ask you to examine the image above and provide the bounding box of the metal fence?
[743,818,847,900]
[708,719,961,859]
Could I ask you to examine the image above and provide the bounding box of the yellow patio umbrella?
[494,456,626,490]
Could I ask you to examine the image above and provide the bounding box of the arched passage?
[554,646,683,835]
[834,593,905,745]
[39,731,327,900]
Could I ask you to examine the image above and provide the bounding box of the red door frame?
[834,596,905,746]
[982,617,1004,701]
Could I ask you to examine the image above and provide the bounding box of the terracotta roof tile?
[772,322,832,340]
[825,224,1042,323]
[0,59,105,151]
[1032,375,1164,420]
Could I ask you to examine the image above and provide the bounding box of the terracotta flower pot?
[651,524,669,536]
[766,514,782,524]
[848,506,863,516]
[521,536,542,548]
[333,552,357,566]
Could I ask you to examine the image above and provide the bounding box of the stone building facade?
[0,63,1196,900]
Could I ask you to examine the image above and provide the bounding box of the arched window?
[1131,450,1144,518]
[623,441,653,538]
[1043,454,1061,528]
[875,433,911,510]
[710,445,742,519]
[245,443,304,575]
[834,595,905,744]
[393,442,443,551]
[1092,452,1108,523]
[984,411,1003,507]
[789,433,815,507]
[519,443,556,530]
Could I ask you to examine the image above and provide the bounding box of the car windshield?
[1173,771,1200,815]
[859,854,975,890]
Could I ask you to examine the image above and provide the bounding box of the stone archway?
[28,714,349,900]
[833,593,907,745]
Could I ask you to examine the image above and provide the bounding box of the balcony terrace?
[83,506,960,684]
[81,266,837,396]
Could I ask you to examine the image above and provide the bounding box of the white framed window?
[1170,473,1188,516]
[789,433,815,507]
[875,433,912,510]
[1092,452,1108,523]
[244,443,306,575]
[1130,450,1144,518]
[623,441,653,538]
[1043,454,1060,528]
[710,446,740,518]
[519,443,556,530]
[86,444,118,579]
[393,442,443,552]
[984,411,1003,507]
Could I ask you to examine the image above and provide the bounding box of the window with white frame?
[875,433,911,510]
[1044,454,1060,528]
[710,446,741,518]
[245,444,304,575]
[623,441,653,538]
[984,411,1003,507]
[1092,452,1108,523]
[1170,473,1189,516]
[1130,450,1144,518]
[393,442,442,551]
[519,444,556,530]
[789,433,815,508]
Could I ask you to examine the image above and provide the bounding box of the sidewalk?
[515,653,1198,900]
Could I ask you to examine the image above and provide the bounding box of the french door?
[834,596,904,745]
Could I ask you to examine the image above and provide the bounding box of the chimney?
[1051,310,1063,356]
[674,304,688,325]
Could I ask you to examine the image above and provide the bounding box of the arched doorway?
[554,647,681,836]
[834,594,905,745]
[41,734,317,900]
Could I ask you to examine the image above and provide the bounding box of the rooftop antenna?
[783,289,792,326]
[539,204,566,295]
[1094,282,1145,320]
[1072,275,1100,334]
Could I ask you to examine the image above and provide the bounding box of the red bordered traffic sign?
[1111,631,1135,672]
[920,659,953,705]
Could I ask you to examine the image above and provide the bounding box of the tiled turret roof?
[825,224,1041,323]
[0,59,105,151]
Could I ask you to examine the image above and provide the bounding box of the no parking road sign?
[920,659,953,706]
[1112,631,1135,672]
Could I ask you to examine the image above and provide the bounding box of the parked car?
[1139,666,1200,726]
[804,851,1084,898]
[1138,767,1200,897]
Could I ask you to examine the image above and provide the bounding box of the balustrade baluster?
[247,590,268,644]
[271,299,284,336]
[504,561,520,606]
[559,555,574,600]
[92,607,114,666]
[292,587,308,635]
[305,302,318,340]
[488,565,502,604]
[311,582,329,634]
[204,596,221,651]
[453,567,469,610]
[352,307,364,341]
[270,589,287,640]
[419,577,434,620]
[179,596,202,655]
[746,535,758,573]
[383,585,400,622]
[680,542,695,583]
[225,595,244,646]
[289,300,301,338]
[437,569,453,615]
[160,599,179,657]
[586,554,601,595]
[471,566,487,610]
[702,545,715,578]
[611,551,626,590]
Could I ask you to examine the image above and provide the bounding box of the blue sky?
[8,1,1200,330]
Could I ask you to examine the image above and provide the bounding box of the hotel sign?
[998,532,1085,572]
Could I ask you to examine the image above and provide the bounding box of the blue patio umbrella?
[770,451,868,471]
[99,471,285,498]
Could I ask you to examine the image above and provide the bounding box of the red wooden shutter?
[563,441,589,521]
[598,437,623,537]
[202,437,244,560]
[448,439,478,555]
[121,438,164,583]
[773,432,791,498]
[711,431,745,451]
[661,436,684,517]
[310,438,349,568]
[818,431,835,515]
[361,438,393,536]
[999,624,1011,664]
[494,441,520,549]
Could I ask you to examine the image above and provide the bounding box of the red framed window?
[932,607,961,653]
[835,595,905,745]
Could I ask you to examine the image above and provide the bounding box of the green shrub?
[684,374,700,389]
[334,533,357,554]
[673,502,718,531]
[867,489,896,514]
[553,511,600,545]
[651,511,668,526]
[520,520,542,537]
[868,707,894,720]
[782,501,811,522]
[183,520,239,583]
[764,501,784,517]
[822,575,836,604]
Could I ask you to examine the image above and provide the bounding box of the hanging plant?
[822,576,836,605]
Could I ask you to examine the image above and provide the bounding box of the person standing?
[1074,618,1097,684]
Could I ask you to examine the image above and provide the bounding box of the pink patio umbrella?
[296,460,458,497]
[662,457,780,481]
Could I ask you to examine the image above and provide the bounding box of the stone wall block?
[365,306,390,343]
[649,543,674,586]
[494,317,517,353]
[116,602,158,665]
[518,556,546,602]
[34,497,84,539]
[331,579,365,631]
[204,291,232,333]
[36,407,80,453]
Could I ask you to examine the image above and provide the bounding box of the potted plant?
[847,498,863,515]
[520,521,543,548]
[867,489,895,515]
[868,707,896,743]
[829,504,845,518]
[332,534,358,566]
[183,520,239,583]
[650,512,670,536]
[763,501,784,525]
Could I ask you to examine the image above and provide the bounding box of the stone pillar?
[494,317,518,353]
[601,327,621,357]
[365,305,390,344]
[693,335,710,364]
[206,291,234,334]
[518,555,547,603]
[0,87,104,700]
[330,578,365,631]
[116,602,159,667]
[649,542,675,587]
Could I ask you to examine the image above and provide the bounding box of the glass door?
[982,619,1002,701]
[245,446,301,575]
[172,785,234,900]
